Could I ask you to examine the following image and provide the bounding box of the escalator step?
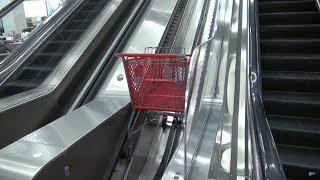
[260,24,320,39]
[259,12,320,25]
[261,53,320,72]
[262,71,320,92]
[55,30,85,41]
[0,81,40,98]
[278,145,320,179]
[73,10,100,20]
[62,20,91,30]
[263,91,320,118]
[260,39,320,54]
[16,66,52,82]
[6,81,40,89]
[269,115,320,148]
[258,0,317,13]
[86,2,106,11]
[41,40,76,53]
[30,53,65,68]
[88,0,106,2]
[258,0,320,179]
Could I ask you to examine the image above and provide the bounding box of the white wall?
[2,3,27,36]
[0,0,15,10]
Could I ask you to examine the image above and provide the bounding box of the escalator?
[258,0,320,179]
[0,0,139,150]
[0,0,111,98]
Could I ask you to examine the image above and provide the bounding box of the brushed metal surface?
[0,96,129,180]
[0,0,177,179]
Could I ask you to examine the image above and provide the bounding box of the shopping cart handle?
[116,53,191,59]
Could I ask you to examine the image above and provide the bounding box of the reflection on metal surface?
[221,148,231,172]
[139,126,170,179]
[216,130,232,145]
[0,0,179,179]
[189,104,222,179]
[163,0,254,178]
[171,0,206,53]
[0,96,129,179]
[97,0,177,97]
[236,0,249,176]
[163,23,222,178]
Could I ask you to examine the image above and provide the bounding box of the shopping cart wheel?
[161,116,168,129]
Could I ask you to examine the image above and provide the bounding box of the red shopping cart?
[117,51,191,113]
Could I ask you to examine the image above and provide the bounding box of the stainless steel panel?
[0,96,129,180]
[97,0,178,97]
[171,0,206,53]
[163,0,253,178]
[0,0,178,178]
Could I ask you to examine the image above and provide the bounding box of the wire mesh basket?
[117,50,191,113]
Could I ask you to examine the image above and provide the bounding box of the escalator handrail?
[0,0,24,19]
[248,0,286,179]
[316,0,320,12]
[0,0,85,82]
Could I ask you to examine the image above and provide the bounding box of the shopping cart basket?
[117,52,191,113]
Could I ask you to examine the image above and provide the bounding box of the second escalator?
[0,0,111,98]
[259,0,320,179]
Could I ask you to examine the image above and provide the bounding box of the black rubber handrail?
[249,0,286,179]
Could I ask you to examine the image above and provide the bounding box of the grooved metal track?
[158,0,188,51]
[258,0,320,179]
[0,0,110,98]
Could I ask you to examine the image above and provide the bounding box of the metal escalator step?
[16,66,52,82]
[86,2,106,11]
[73,10,100,20]
[88,0,106,2]
[0,81,40,98]
[269,115,320,148]
[261,54,320,72]
[260,39,320,54]
[62,20,91,30]
[41,40,76,53]
[22,66,52,72]
[258,1,317,13]
[31,53,65,67]
[260,24,320,39]
[278,145,320,179]
[263,91,320,118]
[55,30,85,41]
[258,0,320,178]
[259,12,320,25]
[6,81,39,89]
[262,71,320,92]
